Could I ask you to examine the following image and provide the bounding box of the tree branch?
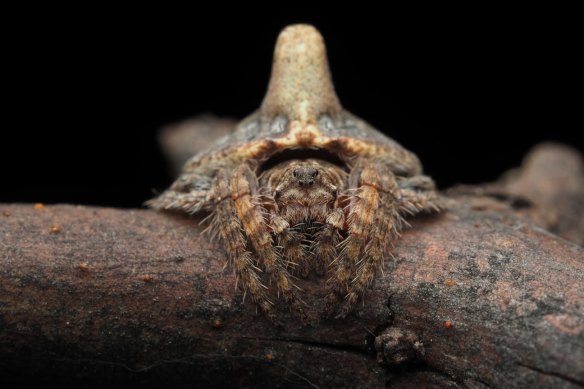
[1,143,583,388]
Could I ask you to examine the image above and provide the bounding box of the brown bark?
[1,143,583,388]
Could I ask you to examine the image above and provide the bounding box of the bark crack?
[243,336,369,356]
[518,363,584,387]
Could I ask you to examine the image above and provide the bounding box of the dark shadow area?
[3,10,581,208]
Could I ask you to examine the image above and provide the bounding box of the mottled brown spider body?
[148,24,443,320]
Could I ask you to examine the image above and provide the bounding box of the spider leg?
[146,190,211,213]
[273,219,309,276]
[210,169,274,319]
[146,172,213,213]
[397,175,444,214]
[324,161,369,316]
[326,159,402,318]
[230,165,305,318]
[311,209,344,276]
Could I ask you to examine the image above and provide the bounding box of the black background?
[3,8,580,208]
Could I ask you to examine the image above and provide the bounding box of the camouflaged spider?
[147,24,443,321]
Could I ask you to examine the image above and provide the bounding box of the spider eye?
[292,170,298,177]
[313,170,319,177]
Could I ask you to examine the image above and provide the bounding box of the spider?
[148,24,442,321]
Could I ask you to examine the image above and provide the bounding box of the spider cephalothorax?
[262,159,345,223]
[148,24,443,321]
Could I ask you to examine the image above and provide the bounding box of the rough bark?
[1,143,583,388]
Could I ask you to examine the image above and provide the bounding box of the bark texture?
[1,143,583,388]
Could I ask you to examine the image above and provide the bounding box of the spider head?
[262,159,346,206]
[292,165,319,186]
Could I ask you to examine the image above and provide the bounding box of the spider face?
[292,165,318,186]
[264,159,344,205]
